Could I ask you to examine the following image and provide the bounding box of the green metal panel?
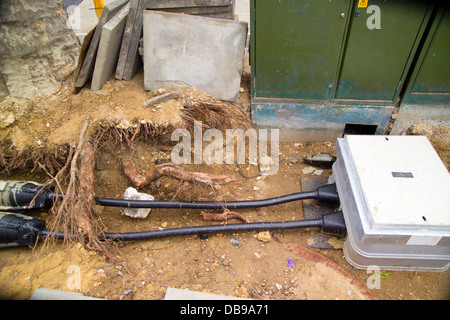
[335,0,432,102]
[253,0,351,100]
[403,7,450,105]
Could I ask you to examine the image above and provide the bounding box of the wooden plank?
[144,0,231,9]
[116,0,139,79]
[75,0,130,88]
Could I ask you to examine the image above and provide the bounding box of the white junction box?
[333,135,450,271]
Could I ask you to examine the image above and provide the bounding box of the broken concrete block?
[75,0,130,88]
[142,11,247,102]
[123,187,154,219]
[91,3,130,91]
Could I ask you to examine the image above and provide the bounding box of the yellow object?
[357,0,368,8]
[93,0,105,19]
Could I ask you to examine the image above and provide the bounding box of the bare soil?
[0,67,449,301]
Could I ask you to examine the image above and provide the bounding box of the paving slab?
[75,0,130,88]
[91,3,130,91]
[164,287,250,300]
[115,0,140,79]
[117,1,235,81]
[121,0,144,81]
[30,288,103,300]
[142,11,247,102]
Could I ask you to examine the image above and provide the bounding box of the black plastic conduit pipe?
[49,183,340,209]
[93,190,317,209]
[39,211,346,241]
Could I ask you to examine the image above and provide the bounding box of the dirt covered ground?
[0,67,449,301]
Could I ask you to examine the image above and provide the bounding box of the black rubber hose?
[39,219,323,242]
[92,191,318,209]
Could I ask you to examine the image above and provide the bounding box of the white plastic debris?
[123,187,154,219]
[302,166,323,176]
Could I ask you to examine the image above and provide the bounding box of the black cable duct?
[0,182,345,248]
[38,211,346,242]
[92,190,317,209]
[49,182,340,209]
[1,180,340,211]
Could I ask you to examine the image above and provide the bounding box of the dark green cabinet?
[391,7,450,134]
[402,7,450,105]
[254,0,351,100]
[250,0,444,140]
[335,1,431,101]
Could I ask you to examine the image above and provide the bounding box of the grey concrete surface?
[91,3,130,91]
[164,287,250,300]
[30,288,102,300]
[143,11,247,102]
[75,0,129,88]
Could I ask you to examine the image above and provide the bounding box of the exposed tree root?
[201,209,249,223]
[181,98,253,133]
[0,144,71,175]
[42,118,124,265]
[122,158,236,188]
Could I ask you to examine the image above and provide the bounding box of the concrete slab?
[115,0,140,79]
[91,3,130,91]
[143,11,247,102]
[30,288,103,300]
[117,1,235,81]
[75,0,130,88]
[164,287,250,300]
[122,0,144,80]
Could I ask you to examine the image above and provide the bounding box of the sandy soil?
[0,67,449,301]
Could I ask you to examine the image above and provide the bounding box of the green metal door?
[254,0,352,100]
[335,0,433,101]
[403,7,450,105]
